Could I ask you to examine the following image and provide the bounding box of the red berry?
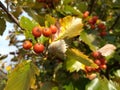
[98,23,106,30]
[94,59,101,66]
[99,58,107,64]
[23,40,32,50]
[100,64,107,69]
[91,51,101,58]
[33,43,44,53]
[85,66,92,72]
[32,26,42,37]
[92,16,98,23]
[88,19,95,25]
[90,24,95,29]
[42,28,52,37]
[100,31,107,36]
[83,11,89,18]
[50,25,58,34]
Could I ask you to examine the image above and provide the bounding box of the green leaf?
[4,60,39,90]
[76,1,88,12]
[56,16,83,40]
[66,48,97,72]
[45,15,56,26]
[20,16,39,43]
[86,77,117,90]
[52,87,59,90]
[114,69,120,77]
[66,59,84,72]
[56,5,83,17]
[0,18,6,35]
[64,82,78,90]
[38,35,49,44]
[80,30,99,51]
[62,0,72,5]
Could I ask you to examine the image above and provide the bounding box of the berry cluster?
[83,11,107,37]
[23,25,58,54]
[85,51,107,73]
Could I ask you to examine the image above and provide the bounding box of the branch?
[0,1,23,30]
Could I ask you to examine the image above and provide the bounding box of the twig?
[0,1,23,30]
[109,14,120,30]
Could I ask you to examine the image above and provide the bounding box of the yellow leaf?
[56,16,83,40]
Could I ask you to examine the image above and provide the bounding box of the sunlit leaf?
[48,40,68,59]
[4,60,39,90]
[66,59,85,72]
[56,16,83,40]
[66,48,97,72]
[114,69,120,77]
[0,18,6,35]
[98,44,116,56]
[20,16,39,43]
[45,15,56,26]
[80,30,99,51]
[86,77,117,90]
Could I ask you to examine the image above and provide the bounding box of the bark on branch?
[0,1,23,30]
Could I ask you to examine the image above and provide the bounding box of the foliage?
[0,0,120,90]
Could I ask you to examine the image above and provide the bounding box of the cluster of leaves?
[0,0,120,90]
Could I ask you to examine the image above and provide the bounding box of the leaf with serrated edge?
[66,49,97,68]
[56,16,83,40]
[98,44,116,56]
[4,60,39,90]
[66,59,85,72]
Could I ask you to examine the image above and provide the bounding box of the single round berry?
[100,64,107,69]
[91,51,101,58]
[88,19,95,25]
[94,59,101,66]
[23,40,32,50]
[92,16,98,23]
[33,43,44,53]
[83,11,89,18]
[32,26,42,38]
[99,58,107,64]
[50,25,58,34]
[42,28,52,37]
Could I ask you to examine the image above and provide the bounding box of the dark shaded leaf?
[0,18,6,35]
